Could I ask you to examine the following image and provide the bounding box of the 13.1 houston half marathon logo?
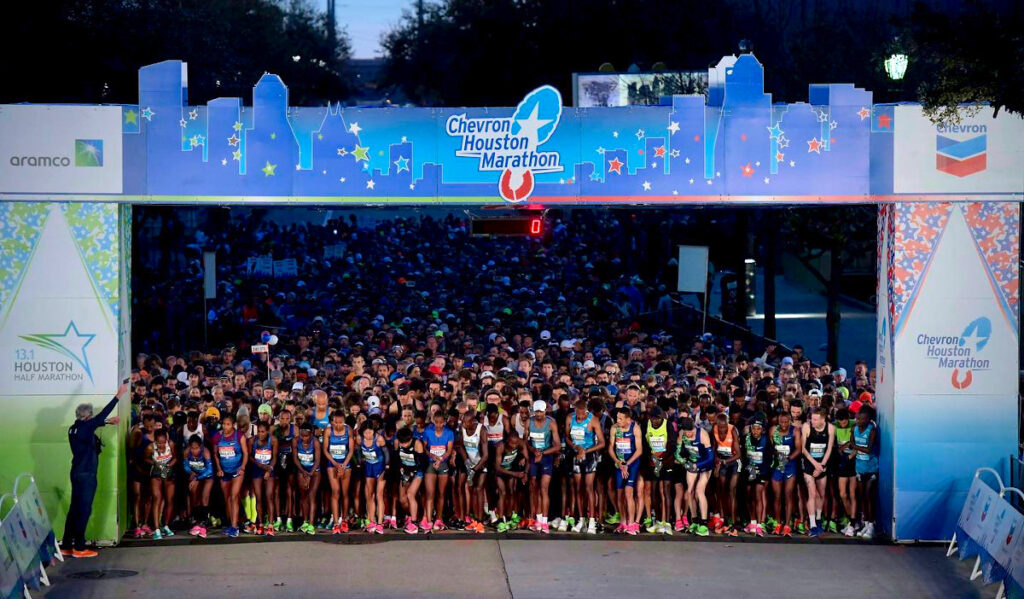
[446,86,563,202]
[13,320,95,383]
[917,316,991,390]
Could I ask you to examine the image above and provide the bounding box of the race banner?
[0,534,20,599]
[0,500,37,579]
[16,480,53,555]
[957,475,1003,560]
[979,497,1024,583]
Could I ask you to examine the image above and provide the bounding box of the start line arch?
[0,53,1020,544]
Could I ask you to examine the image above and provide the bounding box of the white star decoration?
[188,108,198,120]
[789,160,796,167]
[670,149,680,158]
[764,177,770,184]
[684,157,691,164]
[612,131,619,138]
[221,158,227,166]
[349,122,362,135]
[366,179,375,189]
[668,122,680,134]
[635,129,645,140]
[642,181,651,191]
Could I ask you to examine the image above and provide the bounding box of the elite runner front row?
[131,394,879,539]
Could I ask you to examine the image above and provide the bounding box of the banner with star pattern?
[3,55,1020,203]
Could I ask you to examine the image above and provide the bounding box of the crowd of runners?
[125,210,879,541]
[126,332,879,540]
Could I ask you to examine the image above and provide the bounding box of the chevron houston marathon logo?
[446,86,563,203]
[935,123,986,177]
[917,316,991,390]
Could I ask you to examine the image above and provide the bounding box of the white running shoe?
[586,520,598,534]
[557,518,569,532]
[858,522,874,538]
[550,518,562,531]
[571,518,585,533]
[842,524,855,537]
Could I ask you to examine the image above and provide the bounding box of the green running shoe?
[566,516,576,530]
[795,522,807,535]
[839,516,851,528]
[274,517,283,530]
[828,520,838,534]
[510,513,521,524]
[285,518,294,533]
[694,524,709,537]
[497,521,509,533]
[765,517,777,530]
[605,513,621,525]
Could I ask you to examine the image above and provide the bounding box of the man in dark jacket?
[62,382,125,558]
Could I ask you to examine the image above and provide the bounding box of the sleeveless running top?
[361,434,382,464]
[153,442,173,467]
[182,422,204,443]
[645,419,668,457]
[614,424,637,460]
[398,443,419,468]
[714,426,736,459]
[462,424,483,464]
[744,432,767,466]
[772,425,795,470]
[677,428,708,464]
[570,413,597,450]
[252,437,273,467]
[529,417,553,451]
[805,424,829,461]
[835,425,854,459]
[853,422,878,470]
[412,425,429,445]
[485,414,505,445]
[513,414,527,438]
[276,423,295,454]
[327,426,350,461]
[501,447,520,469]
[214,430,244,473]
[296,437,316,470]
[311,408,331,429]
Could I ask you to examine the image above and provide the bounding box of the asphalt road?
[40,538,983,599]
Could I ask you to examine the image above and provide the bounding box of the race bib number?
[748,451,763,465]
[530,432,547,449]
[809,443,827,459]
[776,445,790,456]
[615,439,632,456]
[255,448,272,463]
[571,428,586,443]
[329,444,348,459]
[650,437,666,454]
[717,446,733,457]
[430,445,446,457]
[218,446,236,460]
[298,452,314,466]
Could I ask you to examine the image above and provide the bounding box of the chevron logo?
[936,133,986,177]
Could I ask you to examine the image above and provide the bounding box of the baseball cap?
[367,395,381,409]
[540,330,551,340]
[781,356,794,366]
[583,359,596,370]
[858,391,873,404]
[292,382,304,392]
[808,388,822,397]
[835,367,847,378]
[204,407,221,420]
[532,400,548,412]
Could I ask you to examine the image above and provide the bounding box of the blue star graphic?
[767,124,783,139]
[19,321,96,381]
[394,156,410,173]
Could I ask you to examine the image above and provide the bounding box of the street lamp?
[884,53,908,81]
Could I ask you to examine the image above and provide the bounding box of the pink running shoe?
[189,525,202,536]
[198,526,208,539]
[365,522,376,533]
[625,523,638,536]
[134,527,144,538]
[420,518,433,531]
[539,522,550,535]
[743,522,757,534]
[140,525,153,536]
[374,523,384,534]
[405,521,419,534]
[673,519,686,532]
[755,524,765,537]
[433,519,446,531]
[615,523,627,534]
